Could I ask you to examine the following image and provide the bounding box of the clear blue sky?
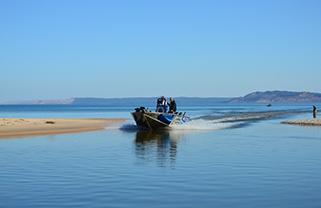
[1,0,320,102]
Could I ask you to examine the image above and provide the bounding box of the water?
[1,103,321,207]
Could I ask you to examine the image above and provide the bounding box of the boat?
[266,103,272,107]
[130,97,190,129]
[131,107,190,129]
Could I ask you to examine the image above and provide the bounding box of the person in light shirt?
[156,96,167,112]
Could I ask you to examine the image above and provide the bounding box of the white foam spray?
[171,119,243,130]
[107,119,243,131]
[105,120,138,130]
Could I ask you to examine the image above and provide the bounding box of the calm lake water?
[0,103,321,207]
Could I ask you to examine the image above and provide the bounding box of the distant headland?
[229,91,321,103]
[1,91,321,105]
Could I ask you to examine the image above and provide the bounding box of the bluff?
[229,91,321,103]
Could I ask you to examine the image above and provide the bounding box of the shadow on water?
[133,130,185,168]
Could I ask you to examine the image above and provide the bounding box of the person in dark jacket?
[168,97,177,113]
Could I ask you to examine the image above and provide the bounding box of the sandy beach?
[0,118,127,139]
[281,118,321,126]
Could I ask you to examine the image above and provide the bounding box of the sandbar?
[0,118,128,139]
[281,118,321,126]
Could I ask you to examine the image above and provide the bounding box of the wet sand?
[282,118,321,126]
[0,118,128,139]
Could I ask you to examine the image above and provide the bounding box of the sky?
[1,0,320,102]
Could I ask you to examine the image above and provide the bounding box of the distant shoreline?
[0,97,234,105]
[0,118,128,139]
[2,90,321,105]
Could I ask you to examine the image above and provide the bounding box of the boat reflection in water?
[134,130,185,168]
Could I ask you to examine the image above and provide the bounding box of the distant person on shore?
[167,97,177,113]
[313,105,317,118]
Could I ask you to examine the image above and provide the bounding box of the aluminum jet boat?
[131,107,190,129]
[131,97,190,129]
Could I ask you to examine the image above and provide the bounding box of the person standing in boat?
[168,97,177,113]
[156,96,168,112]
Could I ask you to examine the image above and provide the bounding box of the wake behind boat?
[131,97,190,129]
